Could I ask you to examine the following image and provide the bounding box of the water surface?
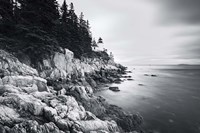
[95,65,200,133]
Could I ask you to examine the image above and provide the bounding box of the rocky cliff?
[37,48,119,80]
[0,49,143,133]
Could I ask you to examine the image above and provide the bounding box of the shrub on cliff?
[83,51,111,61]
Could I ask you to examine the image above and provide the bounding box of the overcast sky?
[58,0,200,65]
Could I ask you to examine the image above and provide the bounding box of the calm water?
[95,65,200,133]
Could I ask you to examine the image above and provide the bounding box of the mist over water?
[95,65,200,133]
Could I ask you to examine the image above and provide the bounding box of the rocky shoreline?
[0,49,143,133]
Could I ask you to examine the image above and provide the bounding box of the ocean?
[95,65,200,133]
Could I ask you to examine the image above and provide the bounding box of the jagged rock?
[2,76,48,92]
[59,95,86,121]
[75,119,119,133]
[53,52,67,71]
[113,78,122,84]
[67,106,86,121]
[21,83,38,94]
[68,86,90,100]
[67,85,106,117]
[8,120,65,133]
[55,105,68,119]
[0,124,6,133]
[85,111,97,120]
[122,75,132,78]
[0,78,2,85]
[41,49,75,80]
[99,77,110,84]
[39,48,121,80]
[0,48,143,132]
[53,49,74,73]
[86,76,97,89]
[0,105,22,126]
[57,88,67,95]
[89,130,109,133]
[66,85,106,117]
[0,93,46,116]
[81,97,107,117]
[125,71,132,73]
[44,106,58,121]
[0,50,38,76]
[47,95,86,121]
[49,98,60,108]
[109,87,120,92]
[0,85,23,95]
[151,74,157,77]
[78,79,94,94]
[48,86,58,95]
[31,91,54,101]
[50,68,67,80]
[42,59,52,70]
[55,118,72,131]
[64,49,74,61]
[42,95,110,132]
[0,124,10,133]
[103,105,143,132]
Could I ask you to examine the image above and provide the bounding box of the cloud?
[153,0,200,25]
[177,40,200,59]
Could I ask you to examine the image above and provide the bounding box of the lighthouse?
[92,37,105,52]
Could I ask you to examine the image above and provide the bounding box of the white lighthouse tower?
[97,37,105,51]
[92,37,106,52]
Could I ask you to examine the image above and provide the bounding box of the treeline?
[0,0,100,64]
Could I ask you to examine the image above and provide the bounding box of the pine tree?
[0,0,97,63]
[60,0,68,24]
[12,0,21,23]
[70,2,74,11]
[68,3,78,24]
[46,0,60,21]
[0,0,15,36]
[0,0,13,21]
[92,38,98,50]
[79,12,84,20]
[78,12,92,55]
[18,0,59,28]
[79,12,86,27]
[86,20,90,29]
